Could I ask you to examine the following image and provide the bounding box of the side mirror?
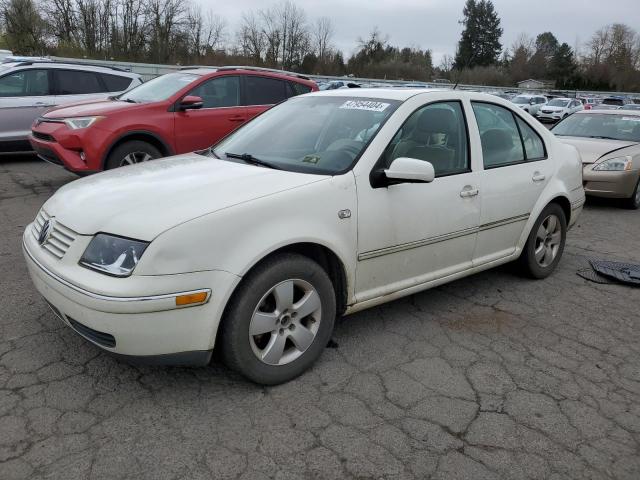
[529,99,536,105]
[384,157,435,184]
[179,95,204,110]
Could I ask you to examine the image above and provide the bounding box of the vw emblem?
[38,218,54,245]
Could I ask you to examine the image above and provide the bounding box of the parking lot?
[1,156,639,479]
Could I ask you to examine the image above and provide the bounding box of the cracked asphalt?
[1,156,640,480]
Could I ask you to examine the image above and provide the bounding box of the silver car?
[0,61,141,154]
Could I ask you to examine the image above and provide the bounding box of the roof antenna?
[453,52,475,90]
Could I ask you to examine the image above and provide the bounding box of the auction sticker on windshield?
[340,100,390,112]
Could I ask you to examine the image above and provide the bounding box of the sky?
[195,0,640,65]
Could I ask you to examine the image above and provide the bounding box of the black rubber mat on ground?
[577,268,616,284]
[588,260,640,286]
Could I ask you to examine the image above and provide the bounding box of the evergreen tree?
[454,0,503,69]
[549,43,577,88]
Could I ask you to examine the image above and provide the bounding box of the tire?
[219,253,336,385]
[518,203,567,279]
[105,140,162,170]
[624,178,640,210]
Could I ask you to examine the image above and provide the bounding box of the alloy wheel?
[120,151,153,166]
[534,214,562,268]
[249,279,322,366]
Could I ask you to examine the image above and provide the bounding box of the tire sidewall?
[105,140,161,170]
[522,203,567,279]
[220,254,336,385]
[626,178,640,209]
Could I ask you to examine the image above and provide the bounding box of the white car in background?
[511,94,548,116]
[538,98,584,123]
[24,89,584,384]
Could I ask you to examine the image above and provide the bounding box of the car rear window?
[101,74,132,92]
[54,70,104,95]
[245,76,288,105]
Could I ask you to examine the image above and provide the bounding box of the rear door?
[470,101,551,265]
[243,75,289,119]
[173,75,245,153]
[51,69,107,106]
[0,68,54,144]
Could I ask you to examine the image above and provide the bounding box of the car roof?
[576,109,640,116]
[307,88,510,104]
[177,66,315,85]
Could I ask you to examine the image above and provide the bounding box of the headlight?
[79,234,149,277]
[63,116,104,130]
[593,156,633,172]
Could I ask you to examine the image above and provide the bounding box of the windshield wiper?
[119,97,137,103]
[225,152,281,170]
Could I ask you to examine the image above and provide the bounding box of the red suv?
[29,67,317,173]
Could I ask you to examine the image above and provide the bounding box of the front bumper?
[582,165,639,199]
[23,227,239,364]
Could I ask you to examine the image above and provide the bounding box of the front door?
[469,101,551,265]
[174,75,246,153]
[355,100,481,302]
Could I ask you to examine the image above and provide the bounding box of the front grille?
[68,317,116,348]
[32,131,55,142]
[31,209,77,259]
[34,146,64,165]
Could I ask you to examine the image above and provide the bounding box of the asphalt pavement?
[1,156,639,480]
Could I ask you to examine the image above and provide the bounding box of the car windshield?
[512,97,530,104]
[552,113,640,141]
[548,99,570,107]
[119,72,198,103]
[213,96,401,175]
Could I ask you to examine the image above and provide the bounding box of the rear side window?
[245,76,287,105]
[0,69,50,96]
[516,117,546,160]
[290,82,312,96]
[101,74,132,92]
[54,70,104,95]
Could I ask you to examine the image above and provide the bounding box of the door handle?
[532,172,546,182]
[460,186,479,198]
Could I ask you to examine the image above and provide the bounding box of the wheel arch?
[548,195,571,224]
[102,131,173,169]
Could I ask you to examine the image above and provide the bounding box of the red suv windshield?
[120,72,199,103]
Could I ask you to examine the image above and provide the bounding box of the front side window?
[472,102,525,168]
[214,96,400,174]
[245,76,287,105]
[189,76,240,108]
[54,70,103,95]
[0,69,49,97]
[382,101,469,177]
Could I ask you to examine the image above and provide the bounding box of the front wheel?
[518,203,567,279]
[105,140,161,170]
[219,253,336,385]
[624,178,640,209]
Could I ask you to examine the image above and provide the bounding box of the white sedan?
[24,89,585,384]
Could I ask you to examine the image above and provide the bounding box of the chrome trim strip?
[23,240,211,304]
[358,214,530,261]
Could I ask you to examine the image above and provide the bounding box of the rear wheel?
[219,253,336,385]
[105,140,161,170]
[624,178,640,209]
[518,203,567,279]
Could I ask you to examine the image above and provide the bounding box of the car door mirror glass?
[384,157,435,184]
[180,95,204,110]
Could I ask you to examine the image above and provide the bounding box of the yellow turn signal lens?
[175,292,208,306]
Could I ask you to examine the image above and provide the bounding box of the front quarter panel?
[136,173,358,299]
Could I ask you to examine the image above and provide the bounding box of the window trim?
[369,99,473,188]
[471,100,548,170]
[0,68,53,97]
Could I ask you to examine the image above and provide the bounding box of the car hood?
[44,99,144,118]
[557,136,639,164]
[43,153,327,240]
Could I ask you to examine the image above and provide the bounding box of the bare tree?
[46,0,78,46]
[147,0,186,63]
[237,11,265,63]
[313,16,333,60]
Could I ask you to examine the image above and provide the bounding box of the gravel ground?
[1,156,639,480]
